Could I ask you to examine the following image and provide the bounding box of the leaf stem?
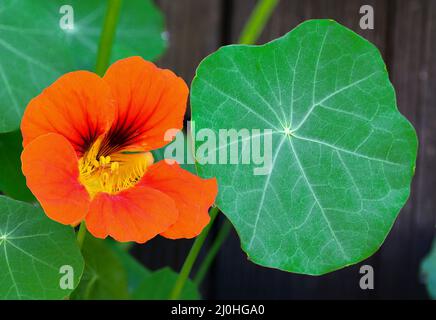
[193,219,232,286]
[168,206,220,300]
[76,221,87,249]
[238,0,279,45]
[95,0,123,76]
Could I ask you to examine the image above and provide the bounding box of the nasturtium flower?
[20,57,217,243]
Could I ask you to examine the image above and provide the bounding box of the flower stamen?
[78,137,154,198]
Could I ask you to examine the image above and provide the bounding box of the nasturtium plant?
[0,0,167,200]
[191,20,418,275]
[0,196,84,299]
[0,0,419,300]
[0,0,166,133]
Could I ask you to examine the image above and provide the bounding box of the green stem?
[238,0,279,45]
[193,219,232,286]
[95,0,123,76]
[169,207,220,300]
[76,221,87,249]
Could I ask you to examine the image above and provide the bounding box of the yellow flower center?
[78,137,154,198]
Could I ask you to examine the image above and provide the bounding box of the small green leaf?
[191,20,418,275]
[421,239,436,299]
[109,244,200,300]
[0,130,35,202]
[132,267,201,300]
[108,240,150,295]
[0,0,167,133]
[0,196,84,299]
[71,236,129,300]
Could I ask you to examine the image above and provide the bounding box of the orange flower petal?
[103,56,188,151]
[21,71,115,155]
[21,133,90,225]
[85,185,179,243]
[141,161,218,239]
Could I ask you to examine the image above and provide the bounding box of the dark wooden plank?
[154,0,223,86]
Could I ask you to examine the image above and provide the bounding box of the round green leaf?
[0,0,166,133]
[191,20,418,275]
[0,196,84,299]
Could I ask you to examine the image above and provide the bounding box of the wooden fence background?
[132,0,436,299]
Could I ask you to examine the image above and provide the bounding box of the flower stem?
[193,219,232,286]
[168,206,220,300]
[238,0,279,45]
[95,0,123,76]
[76,221,87,249]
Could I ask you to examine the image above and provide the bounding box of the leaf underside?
[191,20,418,275]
